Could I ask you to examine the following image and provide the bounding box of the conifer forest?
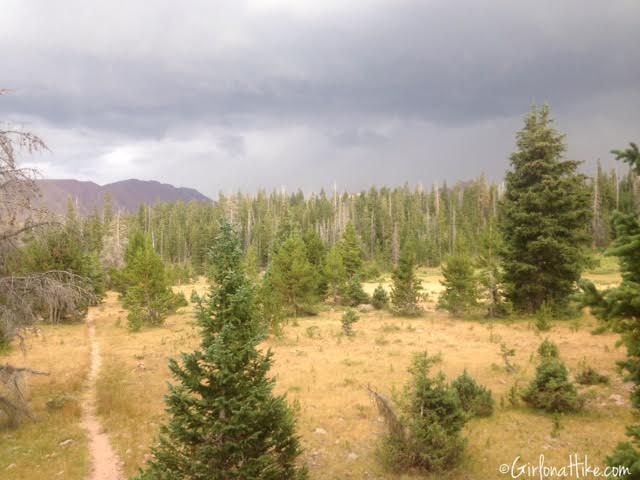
[1,2,639,480]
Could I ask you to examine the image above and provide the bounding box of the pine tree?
[341,308,359,336]
[580,143,640,475]
[135,221,307,479]
[476,221,508,317]
[522,353,584,413]
[122,234,186,331]
[16,225,105,323]
[324,245,347,303]
[339,223,364,280]
[499,104,591,314]
[437,255,478,316]
[382,352,467,472]
[268,232,317,316]
[372,284,389,310]
[302,228,327,297]
[343,274,370,306]
[451,370,494,418]
[390,245,422,316]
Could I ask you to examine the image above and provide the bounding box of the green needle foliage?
[268,231,318,316]
[372,284,389,310]
[382,352,467,473]
[343,275,370,306]
[499,104,592,314]
[523,342,583,413]
[452,370,494,418]
[324,245,347,304]
[341,308,359,337]
[579,143,640,476]
[135,220,307,480]
[121,232,186,331]
[390,245,423,316]
[438,254,478,316]
[339,223,364,280]
[537,338,559,359]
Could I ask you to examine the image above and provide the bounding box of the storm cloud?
[1,0,639,196]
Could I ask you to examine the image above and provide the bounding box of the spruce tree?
[451,370,494,418]
[437,255,478,316]
[382,352,467,472]
[16,225,105,322]
[268,232,317,316]
[580,143,640,475]
[324,245,347,303]
[339,223,364,280]
[522,354,584,413]
[121,234,186,331]
[302,228,327,296]
[499,104,591,313]
[343,274,370,306]
[372,284,389,310]
[135,220,306,480]
[390,245,422,316]
[476,222,508,317]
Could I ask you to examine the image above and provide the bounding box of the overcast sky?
[1,0,639,197]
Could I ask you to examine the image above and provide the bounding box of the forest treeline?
[73,161,638,277]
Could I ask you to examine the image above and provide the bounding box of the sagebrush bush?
[452,370,494,417]
[381,352,467,473]
[522,356,584,413]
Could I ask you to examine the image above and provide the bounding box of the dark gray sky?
[2,0,639,197]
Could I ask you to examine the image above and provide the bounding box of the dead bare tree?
[1,90,94,426]
[0,364,49,427]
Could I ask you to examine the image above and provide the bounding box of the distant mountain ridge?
[35,178,211,215]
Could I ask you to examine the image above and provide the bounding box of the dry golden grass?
[91,277,633,479]
[0,324,90,479]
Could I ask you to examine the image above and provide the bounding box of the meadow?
[0,263,632,479]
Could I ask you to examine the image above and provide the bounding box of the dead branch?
[0,363,40,426]
[365,384,405,441]
[0,364,50,376]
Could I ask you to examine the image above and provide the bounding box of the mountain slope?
[35,179,211,215]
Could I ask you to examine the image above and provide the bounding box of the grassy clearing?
[583,253,622,288]
[0,324,90,480]
[87,276,634,479]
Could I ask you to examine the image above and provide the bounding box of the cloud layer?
[2,0,639,195]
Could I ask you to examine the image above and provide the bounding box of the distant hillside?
[35,179,211,215]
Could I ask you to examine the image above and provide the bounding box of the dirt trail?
[82,313,124,480]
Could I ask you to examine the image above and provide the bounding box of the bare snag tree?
[1,90,93,426]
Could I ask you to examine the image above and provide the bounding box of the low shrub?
[452,370,494,417]
[522,355,584,413]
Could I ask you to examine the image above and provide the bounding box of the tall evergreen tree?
[476,222,508,317]
[302,227,327,296]
[324,245,347,303]
[267,231,317,316]
[390,245,422,316]
[339,223,364,280]
[580,143,640,476]
[135,220,306,480]
[438,254,478,316]
[121,234,186,331]
[499,104,591,313]
[381,352,467,472]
